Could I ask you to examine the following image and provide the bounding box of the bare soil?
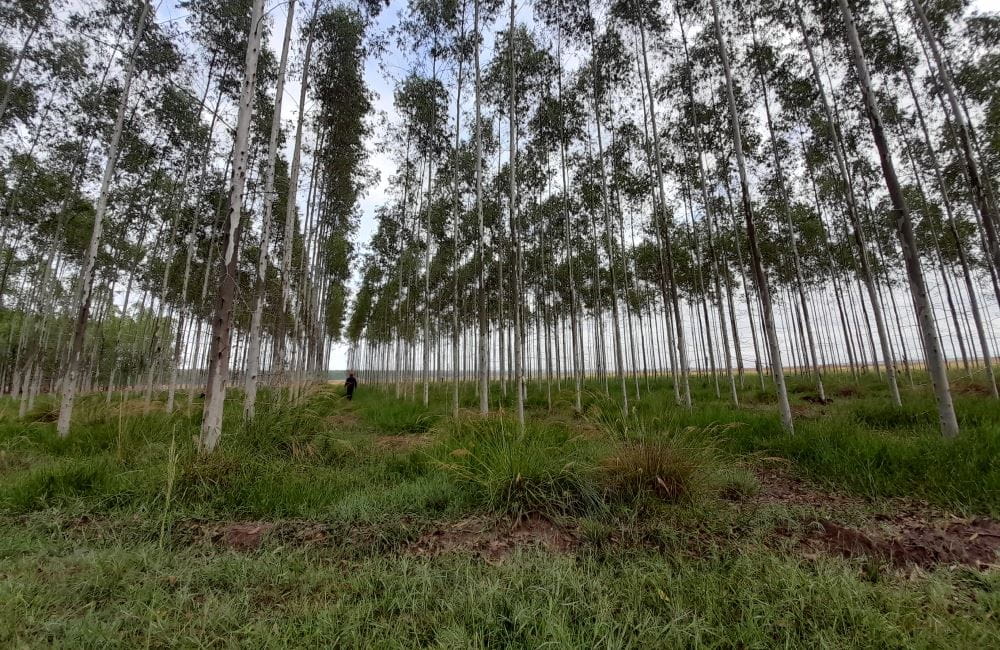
[407,514,578,563]
[753,465,1000,570]
[375,434,432,452]
[35,463,1000,570]
[793,517,1000,569]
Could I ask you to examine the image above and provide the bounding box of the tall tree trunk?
[795,0,902,406]
[710,0,793,432]
[474,0,489,414]
[450,2,467,416]
[837,0,958,438]
[509,0,526,426]
[648,11,691,406]
[244,0,297,419]
[277,3,318,382]
[56,2,152,438]
[198,0,266,453]
[752,19,825,402]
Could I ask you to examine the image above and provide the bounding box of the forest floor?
[0,372,998,647]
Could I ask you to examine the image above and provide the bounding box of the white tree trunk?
[710,0,793,432]
[244,0,297,419]
[56,2,152,438]
[838,0,958,438]
[198,0,266,453]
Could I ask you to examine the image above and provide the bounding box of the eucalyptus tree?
[664,1,739,404]
[56,1,153,437]
[472,0,505,413]
[0,0,59,128]
[910,0,1000,282]
[835,0,958,438]
[748,14,825,401]
[447,0,470,415]
[702,0,794,432]
[199,0,267,453]
[399,0,457,404]
[244,0,297,420]
[792,0,903,407]
[627,0,692,406]
[306,4,377,375]
[881,0,997,397]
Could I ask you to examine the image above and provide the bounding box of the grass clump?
[852,402,935,430]
[434,417,601,518]
[717,466,762,500]
[601,427,725,505]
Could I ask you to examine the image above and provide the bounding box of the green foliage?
[0,380,998,645]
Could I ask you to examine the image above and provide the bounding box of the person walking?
[344,372,358,401]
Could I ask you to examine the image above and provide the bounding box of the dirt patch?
[407,515,577,562]
[375,434,432,452]
[791,518,1000,570]
[953,379,992,396]
[790,404,829,419]
[170,518,422,553]
[176,520,277,551]
[750,463,868,512]
[325,411,361,430]
[751,465,1000,570]
[834,385,862,398]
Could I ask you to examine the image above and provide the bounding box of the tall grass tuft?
[433,417,601,518]
[601,429,722,505]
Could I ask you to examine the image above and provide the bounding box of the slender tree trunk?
[795,0,902,406]
[474,0,489,414]
[752,19,824,402]
[277,3,318,382]
[199,0,266,453]
[450,3,467,416]
[837,0,958,438]
[0,17,39,125]
[244,0,297,419]
[56,2,152,437]
[710,0,792,432]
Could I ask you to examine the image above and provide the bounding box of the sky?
[146,0,999,371]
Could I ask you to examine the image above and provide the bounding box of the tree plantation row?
[1,0,999,452]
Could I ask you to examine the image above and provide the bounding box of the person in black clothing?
[345,372,358,400]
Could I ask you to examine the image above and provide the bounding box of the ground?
[0,371,998,647]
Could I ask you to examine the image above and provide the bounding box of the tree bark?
[199,0,267,453]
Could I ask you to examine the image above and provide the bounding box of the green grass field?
[0,371,998,647]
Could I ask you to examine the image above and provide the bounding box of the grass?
[432,416,604,518]
[0,370,997,645]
